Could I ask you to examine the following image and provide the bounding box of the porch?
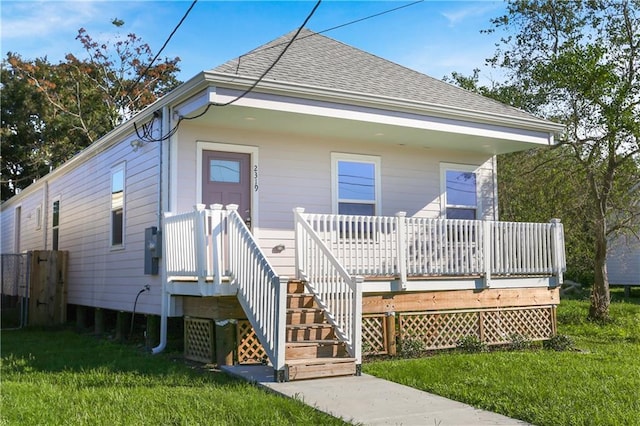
[162,205,565,380]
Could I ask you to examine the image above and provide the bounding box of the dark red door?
[202,151,251,224]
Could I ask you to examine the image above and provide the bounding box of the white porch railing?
[163,204,286,376]
[226,206,287,375]
[164,207,210,280]
[299,211,566,286]
[294,208,363,363]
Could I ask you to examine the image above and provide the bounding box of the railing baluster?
[292,211,564,282]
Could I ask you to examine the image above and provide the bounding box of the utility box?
[144,227,161,275]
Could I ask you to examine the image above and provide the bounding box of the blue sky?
[1,1,508,84]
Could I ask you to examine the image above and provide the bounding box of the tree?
[485,0,640,320]
[1,62,54,199]
[1,20,182,200]
[444,71,597,287]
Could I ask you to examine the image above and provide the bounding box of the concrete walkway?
[222,365,530,425]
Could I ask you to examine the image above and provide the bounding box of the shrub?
[544,334,575,351]
[456,335,488,353]
[506,333,533,351]
[399,336,425,357]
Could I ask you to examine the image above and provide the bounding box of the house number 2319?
[254,165,259,191]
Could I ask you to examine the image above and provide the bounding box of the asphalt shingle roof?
[212,28,540,122]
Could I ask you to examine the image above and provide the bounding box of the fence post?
[385,312,397,356]
[209,204,224,286]
[483,220,492,288]
[550,218,564,285]
[395,212,407,290]
[293,208,305,280]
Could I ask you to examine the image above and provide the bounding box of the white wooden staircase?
[284,280,358,381]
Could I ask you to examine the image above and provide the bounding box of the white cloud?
[441,2,502,27]
[1,1,101,39]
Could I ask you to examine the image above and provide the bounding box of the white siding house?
[1,29,566,380]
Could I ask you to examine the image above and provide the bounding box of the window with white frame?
[111,163,125,247]
[35,204,42,230]
[441,164,479,220]
[52,200,60,250]
[332,153,380,216]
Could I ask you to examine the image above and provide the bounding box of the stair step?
[285,341,347,359]
[286,323,335,341]
[287,280,306,293]
[287,294,316,309]
[287,308,325,325]
[287,358,357,381]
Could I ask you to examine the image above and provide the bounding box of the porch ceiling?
[187,102,553,155]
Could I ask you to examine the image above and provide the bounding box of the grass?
[364,287,640,426]
[0,328,347,425]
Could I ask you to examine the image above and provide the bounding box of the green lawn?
[3,289,638,425]
[364,288,640,426]
[0,328,347,425]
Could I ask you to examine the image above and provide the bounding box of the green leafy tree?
[484,0,640,320]
[1,20,181,200]
[444,71,596,287]
[1,62,54,199]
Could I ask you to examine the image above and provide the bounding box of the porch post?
[209,204,224,286]
[482,220,492,288]
[275,276,288,379]
[353,275,364,367]
[194,204,207,292]
[550,218,564,285]
[293,208,305,280]
[395,212,407,290]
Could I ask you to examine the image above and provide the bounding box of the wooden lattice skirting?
[237,320,268,364]
[398,306,556,350]
[362,314,389,355]
[184,317,214,363]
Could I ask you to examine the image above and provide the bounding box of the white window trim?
[14,205,22,253]
[110,162,126,250]
[439,162,481,219]
[35,204,42,230]
[196,141,259,235]
[331,153,381,215]
[51,196,61,251]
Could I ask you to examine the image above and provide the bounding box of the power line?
[125,0,198,115]
[137,0,322,142]
[136,0,422,143]
[247,0,425,56]
[185,0,322,113]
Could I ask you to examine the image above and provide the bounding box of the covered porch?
[161,205,565,380]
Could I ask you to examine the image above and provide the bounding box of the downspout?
[152,106,171,354]
[492,155,498,221]
[43,181,49,249]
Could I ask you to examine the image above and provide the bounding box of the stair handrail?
[226,205,287,375]
[294,207,363,363]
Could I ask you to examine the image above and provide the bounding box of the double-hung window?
[441,164,479,220]
[111,163,125,247]
[332,153,380,216]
